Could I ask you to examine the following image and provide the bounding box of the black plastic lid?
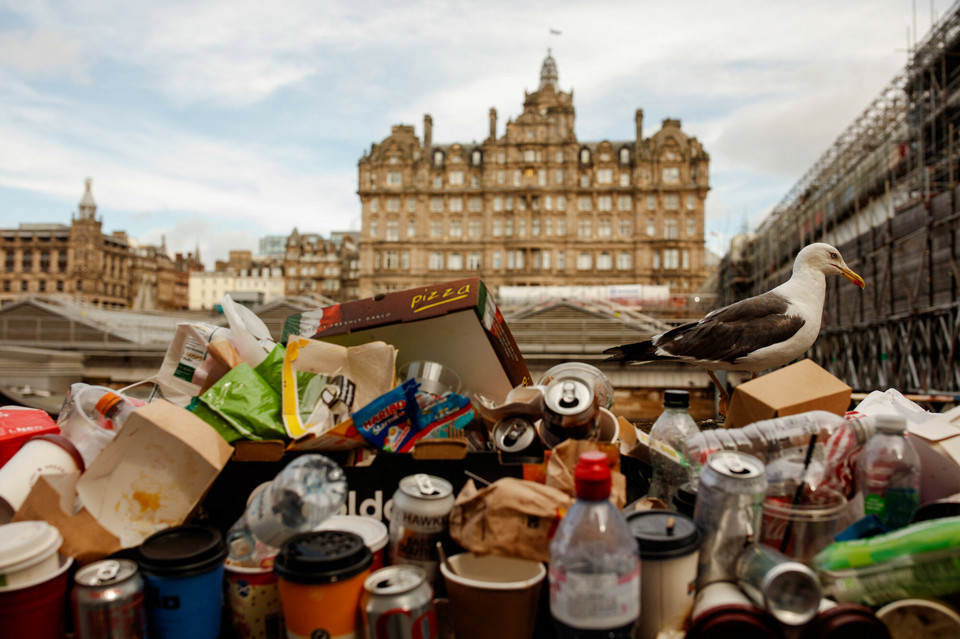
[626,510,700,559]
[674,483,698,517]
[663,389,690,408]
[802,603,891,639]
[138,525,227,577]
[274,530,372,584]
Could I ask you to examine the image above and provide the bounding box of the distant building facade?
[357,51,711,298]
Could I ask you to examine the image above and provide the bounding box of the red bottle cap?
[575,451,611,500]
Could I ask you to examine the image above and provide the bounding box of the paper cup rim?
[440,554,546,590]
[0,554,73,592]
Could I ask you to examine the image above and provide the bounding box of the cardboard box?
[0,407,59,466]
[14,400,233,564]
[726,359,852,428]
[905,405,960,501]
[282,278,531,406]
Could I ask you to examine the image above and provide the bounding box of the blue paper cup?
[138,525,228,639]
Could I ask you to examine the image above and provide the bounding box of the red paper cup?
[0,554,73,639]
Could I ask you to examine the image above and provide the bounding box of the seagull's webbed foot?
[706,370,730,420]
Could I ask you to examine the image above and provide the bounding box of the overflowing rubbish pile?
[1,278,959,639]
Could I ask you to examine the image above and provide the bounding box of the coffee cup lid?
[138,525,226,577]
[625,510,700,559]
[805,602,889,639]
[274,530,372,584]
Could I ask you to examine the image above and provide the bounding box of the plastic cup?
[274,530,373,639]
[760,487,847,562]
[0,520,64,588]
[399,361,462,396]
[224,561,284,639]
[0,434,85,523]
[0,553,73,639]
[138,524,228,639]
[439,553,546,639]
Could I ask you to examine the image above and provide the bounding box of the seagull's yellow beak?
[840,266,865,289]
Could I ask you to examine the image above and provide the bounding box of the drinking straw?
[780,433,818,554]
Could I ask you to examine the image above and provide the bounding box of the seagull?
[604,243,866,415]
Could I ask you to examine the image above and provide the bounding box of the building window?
[557,196,566,211]
[497,170,505,184]
[619,218,632,236]
[401,251,410,270]
[686,194,696,210]
[387,198,400,212]
[513,170,521,186]
[472,150,482,166]
[617,195,632,211]
[580,148,591,164]
[369,219,379,238]
[617,252,632,270]
[683,250,690,270]
[493,251,502,269]
[4,251,14,270]
[653,252,660,270]
[407,219,416,238]
[22,250,32,272]
[407,197,416,212]
[555,169,563,184]
[21,280,28,291]
[430,220,443,238]
[577,252,592,270]
[539,169,547,186]
[498,152,505,164]
[663,167,680,183]
[56,280,64,291]
[597,168,613,184]
[665,194,679,210]
[387,171,402,186]
[664,248,680,269]
[620,173,630,187]
[578,196,592,212]
[647,195,656,210]
[556,151,564,163]
[597,195,612,212]
[532,217,540,236]
[449,198,463,213]
[598,219,612,238]
[40,251,50,273]
[434,176,443,189]
[448,252,463,270]
[492,218,503,237]
[580,173,590,187]
[370,199,379,213]
[386,220,399,241]
[384,250,398,269]
[469,219,482,238]
[430,198,443,212]
[449,171,464,186]
[505,218,514,237]
[517,218,526,237]
[450,220,462,238]
[429,252,444,270]
[687,217,697,237]
[469,197,482,212]
[524,149,535,162]
[664,218,679,239]
[556,218,566,236]
[468,252,482,270]
[433,151,444,167]
[545,196,553,211]
[578,218,591,238]
[646,218,656,236]
[597,252,612,271]
[620,148,630,164]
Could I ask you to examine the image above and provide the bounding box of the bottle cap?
[574,451,611,500]
[873,414,907,434]
[664,389,690,408]
[94,391,124,417]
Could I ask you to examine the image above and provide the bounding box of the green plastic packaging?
[812,516,960,571]
[195,362,287,442]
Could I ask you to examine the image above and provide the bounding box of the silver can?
[493,415,543,460]
[362,565,438,639]
[693,450,767,588]
[389,474,454,586]
[541,376,597,447]
[72,559,148,639]
[736,544,822,626]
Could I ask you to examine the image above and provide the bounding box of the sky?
[0,0,953,267]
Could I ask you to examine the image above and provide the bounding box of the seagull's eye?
[829,252,838,259]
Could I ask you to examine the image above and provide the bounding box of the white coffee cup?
[0,435,85,523]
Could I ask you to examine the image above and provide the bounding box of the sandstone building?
[357,51,711,298]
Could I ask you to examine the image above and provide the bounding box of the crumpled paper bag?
[546,438,626,509]
[449,477,573,563]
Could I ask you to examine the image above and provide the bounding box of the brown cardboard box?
[726,359,852,428]
[281,278,531,405]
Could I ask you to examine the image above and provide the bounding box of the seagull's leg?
[706,369,730,419]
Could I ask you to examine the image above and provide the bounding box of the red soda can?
[72,558,148,639]
[362,565,438,639]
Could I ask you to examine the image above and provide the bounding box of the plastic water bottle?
[227,454,348,566]
[549,451,640,638]
[647,390,699,508]
[858,414,921,531]
[683,411,846,470]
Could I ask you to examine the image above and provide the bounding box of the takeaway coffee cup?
[314,514,389,571]
[626,510,701,639]
[0,553,73,639]
[224,560,284,639]
[439,552,546,639]
[0,520,64,588]
[138,524,228,639]
[0,435,85,523]
[274,530,373,639]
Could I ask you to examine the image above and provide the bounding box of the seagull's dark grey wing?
[652,291,805,364]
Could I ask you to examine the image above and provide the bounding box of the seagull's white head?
[795,243,866,289]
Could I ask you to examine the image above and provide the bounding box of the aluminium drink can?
[362,565,438,639]
[736,544,822,626]
[389,474,454,587]
[72,558,148,639]
[693,450,767,589]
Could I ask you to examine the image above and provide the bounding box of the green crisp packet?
[196,362,287,442]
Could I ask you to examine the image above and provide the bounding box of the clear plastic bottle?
[549,451,640,639]
[647,390,700,508]
[683,410,847,471]
[858,414,921,531]
[226,454,348,566]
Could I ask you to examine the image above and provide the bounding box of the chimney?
[635,109,644,142]
[424,114,433,150]
[489,108,497,140]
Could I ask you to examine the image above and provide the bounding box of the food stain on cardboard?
[132,490,161,512]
